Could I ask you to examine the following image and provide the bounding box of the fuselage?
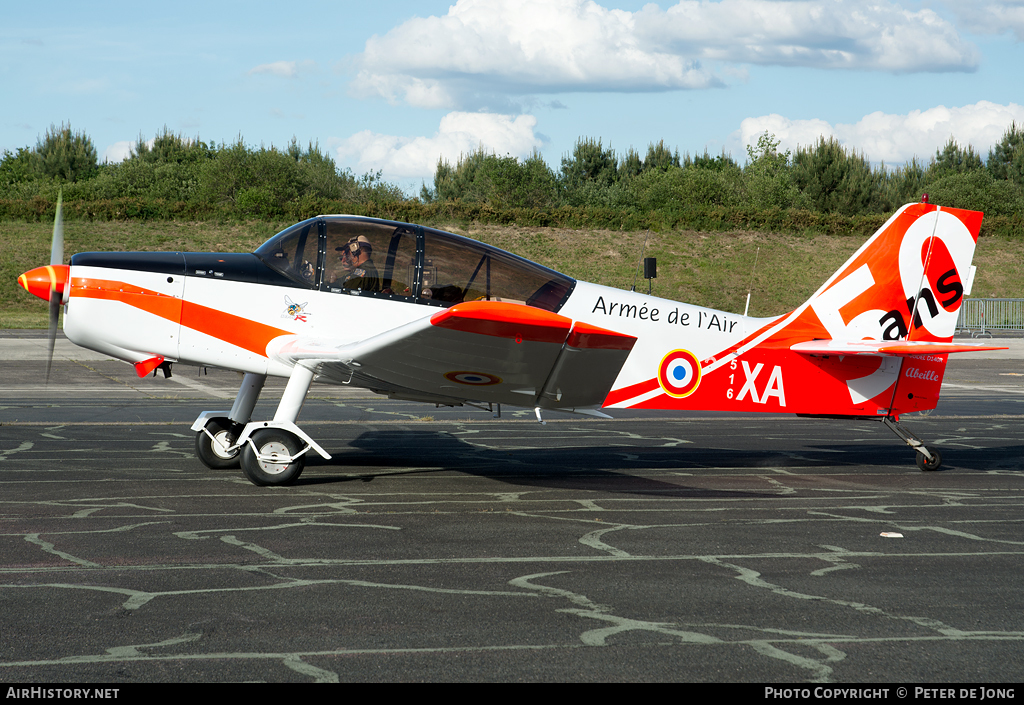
[57,211,961,420]
[63,248,767,388]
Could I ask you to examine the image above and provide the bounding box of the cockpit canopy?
[253,216,575,312]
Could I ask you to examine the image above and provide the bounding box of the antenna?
[630,230,652,292]
[743,246,760,317]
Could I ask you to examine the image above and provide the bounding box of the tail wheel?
[240,428,306,486]
[195,418,240,469]
[916,447,942,472]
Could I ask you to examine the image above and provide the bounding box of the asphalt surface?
[1,332,1022,683]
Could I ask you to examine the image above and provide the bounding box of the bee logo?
[282,296,311,322]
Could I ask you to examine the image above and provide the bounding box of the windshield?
[253,218,319,287]
[254,217,575,311]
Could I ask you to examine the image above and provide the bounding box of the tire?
[195,418,240,469]
[240,428,306,486]
[916,447,942,471]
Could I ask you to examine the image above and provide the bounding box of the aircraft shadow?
[292,429,1024,491]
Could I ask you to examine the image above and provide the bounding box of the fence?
[956,298,1024,335]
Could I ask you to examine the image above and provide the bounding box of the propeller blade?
[45,190,64,383]
[46,295,59,384]
[50,189,64,266]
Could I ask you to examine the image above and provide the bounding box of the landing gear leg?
[882,415,942,471]
[240,365,315,486]
[193,373,266,469]
[229,372,267,436]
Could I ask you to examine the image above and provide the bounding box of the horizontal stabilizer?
[790,340,1008,356]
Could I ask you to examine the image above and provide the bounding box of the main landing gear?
[882,415,942,471]
[191,366,331,486]
[239,428,308,486]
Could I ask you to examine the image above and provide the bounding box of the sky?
[3,0,1024,194]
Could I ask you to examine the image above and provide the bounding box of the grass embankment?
[4,219,1023,329]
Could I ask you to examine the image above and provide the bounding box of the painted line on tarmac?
[164,375,234,399]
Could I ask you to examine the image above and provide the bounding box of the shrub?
[31,123,98,183]
[925,170,1024,216]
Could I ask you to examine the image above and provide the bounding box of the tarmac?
[0,331,1022,683]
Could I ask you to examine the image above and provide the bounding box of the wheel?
[916,447,942,471]
[195,418,240,469]
[240,428,306,486]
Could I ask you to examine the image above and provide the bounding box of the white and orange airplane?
[19,200,1005,485]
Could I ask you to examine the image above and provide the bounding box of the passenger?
[332,235,381,292]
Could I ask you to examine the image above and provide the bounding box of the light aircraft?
[18,199,1005,485]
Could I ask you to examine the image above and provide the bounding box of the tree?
[560,137,617,187]
[285,137,358,200]
[198,138,302,214]
[429,149,493,203]
[619,147,643,179]
[488,151,558,208]
[31,123,98,182]
[425,148,557,208]
[689,149,739,172]
[744,132,795,209]
[879,157,926,209]
[792,137,879,214]
[130,126,208,164]
[643,140,680,172]
[987,121,1024,185]
[927,137,983,180]
[745,133,789,172]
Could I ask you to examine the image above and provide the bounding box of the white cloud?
[647,0,978,72]
[335,112,543,179]
[939,0,1024,42]
[737,115,837,155]
[101,137,163,164]
[351,0,977,109]
[737,101,1024,164]
[101,140,134,163]
[249,61,314,78]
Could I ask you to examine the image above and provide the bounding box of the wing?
[271,301,637,410]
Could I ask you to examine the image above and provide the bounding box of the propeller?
[46,190,64,382]
[17,191,67,383]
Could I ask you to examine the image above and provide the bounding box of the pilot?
[333,235,380,292]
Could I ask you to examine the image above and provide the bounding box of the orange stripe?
[179,300,291,357]
[76,284,184,322]
[72,277,168,297]
[72,277,290,357]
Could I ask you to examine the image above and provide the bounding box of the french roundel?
[443,371,503,386]
[658,349,702,398]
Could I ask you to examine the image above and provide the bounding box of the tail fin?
[803,202,981,345]
[690,203,999,416]
[786,203,990,415]
[625,203,1002,416]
